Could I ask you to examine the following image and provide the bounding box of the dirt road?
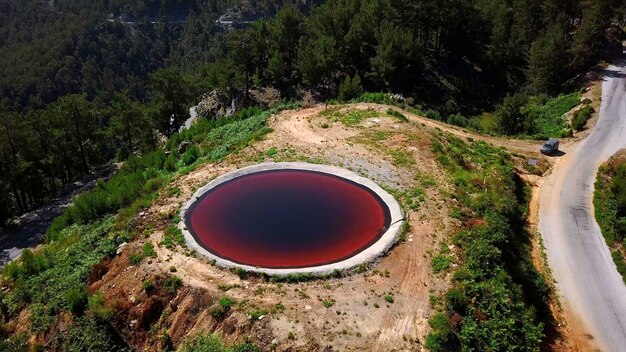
[539,59,626,351]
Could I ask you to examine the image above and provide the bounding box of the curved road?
[539,58,626,351]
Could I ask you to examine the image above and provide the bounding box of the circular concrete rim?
[178,162,404,276]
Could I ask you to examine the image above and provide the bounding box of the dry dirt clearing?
[88,103,563,351]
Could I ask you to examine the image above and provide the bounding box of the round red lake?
[185,169,391,268]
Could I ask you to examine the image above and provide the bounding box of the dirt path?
[539,58,626,352]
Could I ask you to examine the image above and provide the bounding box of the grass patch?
[594,158,626,284]
[2,218,123,332]
[162,225,185,249]
[179,333,260,352]
[142,242,156,258]
[432,243,452,273]
[129,252,143,265]
[388,148,415,166]
[386,108,408,122]
[431,255,451,273]
[524,93,579,138]
[322,299,335,308]
[398,186,425,210]
[320,108,379,126]
[425,133,548,351]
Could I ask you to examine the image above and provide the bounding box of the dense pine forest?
[0,0,625,227]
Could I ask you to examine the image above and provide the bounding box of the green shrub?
[87,292,113,321]
[446,114,468,127]
[164,154,178,172]
[571,104,594,131]
[338,74,364,101]
[45,148,170,238]
[219,296,235,310]
[444,288,467,313]
[250,309,267,320]
[523,93,579,137]
[431,255,451,272]
[0,334,29,352]
[232,344,261,352]
[66,286,88,315]
[142,243,156,258]
[3,261,22,280]
[235,267,247,279]
[47,212,72,241]
[165,225,185,245]
[209,296,235,320]
[270,273,314,283]
[60,315,127,351]
[202,114,272,162]
[163,275,183,295]
[384,295,394,303]
[424,109,441,121]
[322,299,335,308]
[129,252,143,265]
[386,108,408,122]
[595,161,626,283]
[3,248,52,280]
[425,314,456,351]
[496,93,529,135]
[162,225,179,247]
[144,176,165,192]
[182,145,200,166]
[211,305,227,319]
[355,92,404,105]
[142,279,155,294]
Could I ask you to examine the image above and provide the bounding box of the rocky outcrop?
[195,89,239,120]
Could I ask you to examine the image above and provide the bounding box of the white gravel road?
[539,59,626,351]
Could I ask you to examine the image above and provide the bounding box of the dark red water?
[185,170,391,268]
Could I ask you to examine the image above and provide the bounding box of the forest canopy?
[0,0,625,226]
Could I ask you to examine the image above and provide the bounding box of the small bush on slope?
[571,104,594,131]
